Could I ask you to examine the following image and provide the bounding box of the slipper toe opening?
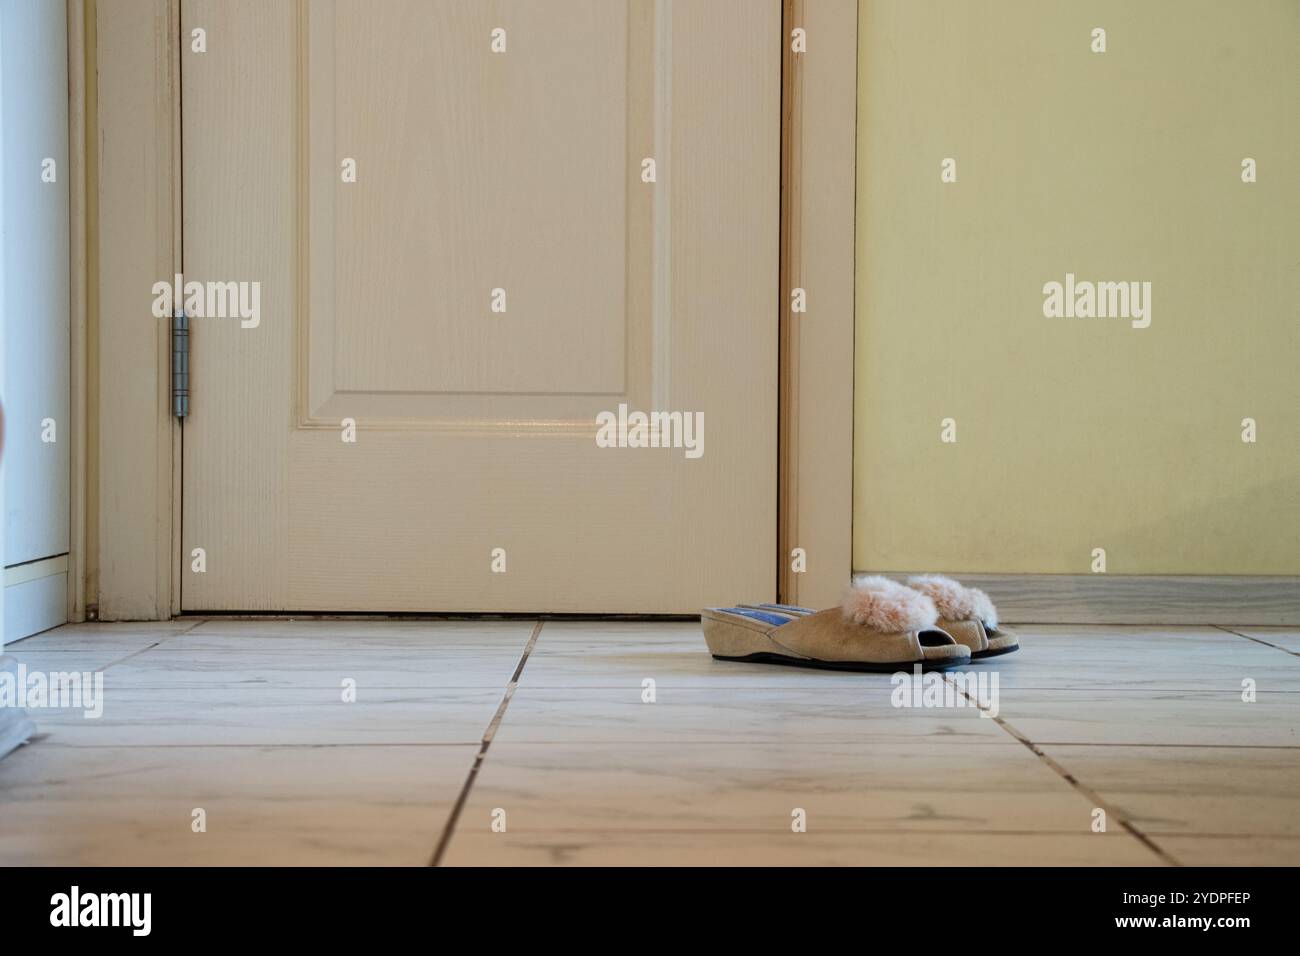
[917,627,958,647]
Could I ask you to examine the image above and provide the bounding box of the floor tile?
[525,620,949,689]
[496,685,1009,745]
[1155,835,1300,866]
[458,738,1093,834]
[170,618,535,650]
[98,624,530,686]
[994,689,1300,746]
[1039,744,1300,838]
[441,829,1160,866]
[528,622,1300,693]
[0,742,474,865]
[4,621,198,672]
[1230,628,1300,655]
[103,645,527,690]
[6,646,153,676]
[989,625,1300,691]
[30,685,502,746]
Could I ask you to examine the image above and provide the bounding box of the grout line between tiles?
[429,619,544,867]
[943,674,1181,867]
[54,620,209,674]
[1213,625,1300,657]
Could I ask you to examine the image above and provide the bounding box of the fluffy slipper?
[702,577,969,672]
[905,575,1019,659]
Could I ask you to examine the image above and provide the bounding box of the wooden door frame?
[777,0,858,609]
[68,0,182,623]
[74,0,852,620]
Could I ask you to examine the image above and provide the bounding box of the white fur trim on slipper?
[843,576,938,633]
[906,575,998,630]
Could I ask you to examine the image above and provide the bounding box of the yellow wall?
[854,0,1300,575]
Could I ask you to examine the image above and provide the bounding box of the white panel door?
[1,0,70,640]
[181,0,779,613]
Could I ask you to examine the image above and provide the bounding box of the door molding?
[778,0,857,609]
[67,0,89,622]
[72,0,181,621]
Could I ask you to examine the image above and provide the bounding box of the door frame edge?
[778,0,857,609]
[67,0,89,623]
[77,0,181,622]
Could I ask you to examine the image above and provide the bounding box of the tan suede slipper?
[906,575,1019,659]
[703,576,969,672]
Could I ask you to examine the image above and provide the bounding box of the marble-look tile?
[529,620,1042,694]
[9,618,533,695]
[171,618,534,650]
[1155,835,1300,866]
[104,645,526,689]
[535,621,701,646]
[441,829,1160,866]
[459,738,1094,834]
[5,620,197,654]
[3,623,201,680]
[495,686,1008,744]
[1039,744,1300,837]
[527,622,1300,693]
[1230,628,1300,655]
[7,618,1298,866]
[527,621,890,689]
[7,646,156,676]
[0,742,475,865]
[31,685,501,746]
[985,625,1300,691]
[996,689,1300,746]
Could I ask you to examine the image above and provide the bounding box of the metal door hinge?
[172,308,190,419]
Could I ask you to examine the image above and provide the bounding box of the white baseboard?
[4,558,68,641]
[869,573,1300,625]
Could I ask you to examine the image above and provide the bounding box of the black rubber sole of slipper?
[711,652,970,673]
[972,644,1020,660]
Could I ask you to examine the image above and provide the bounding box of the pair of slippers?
[702,575,1018,672]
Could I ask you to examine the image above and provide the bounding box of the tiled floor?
[1,619,1297,865]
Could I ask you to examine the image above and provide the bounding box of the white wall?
[0,0,7,645]
[1,0,69,641]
